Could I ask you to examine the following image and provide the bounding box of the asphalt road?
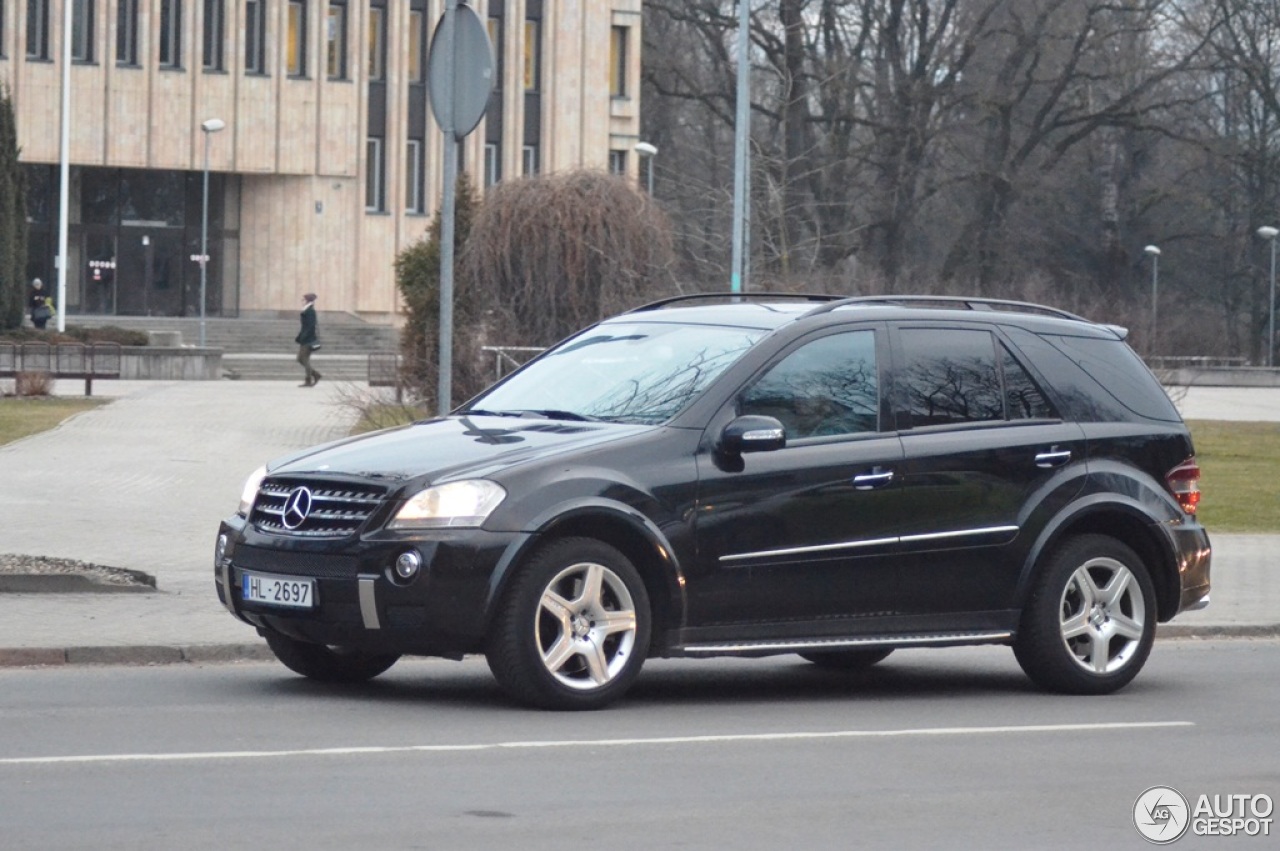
[2,640,1277,850]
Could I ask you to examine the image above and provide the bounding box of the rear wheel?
[486,538,651,710]
[264,632,400,683]
[799,647,894,670]
[1014,534,1156,695]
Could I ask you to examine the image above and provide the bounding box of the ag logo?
[1134,786,1190,844]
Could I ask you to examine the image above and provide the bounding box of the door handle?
[853,469,895,490]
[1035,449,1072,468]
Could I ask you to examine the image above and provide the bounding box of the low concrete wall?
[119,347,222,380]
[1164,367,1280,388]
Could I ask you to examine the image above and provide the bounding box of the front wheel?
[1013,534,1156,695]
[264,632,400,683]
[486,538,651,710]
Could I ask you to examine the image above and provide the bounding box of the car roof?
[614,293,1124,338]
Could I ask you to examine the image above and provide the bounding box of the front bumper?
[214,518,532,655]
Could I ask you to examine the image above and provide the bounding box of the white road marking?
[0,721,1193,766]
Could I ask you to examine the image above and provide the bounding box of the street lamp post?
[199,119,226,349]
[1258,226,1279,368]
[634,142,657,195]
[1144,245,1161,355]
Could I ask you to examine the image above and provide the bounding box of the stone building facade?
[0,0,644,320]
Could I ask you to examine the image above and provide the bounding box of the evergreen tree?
[0,84,28,330]
[394,173,478,407]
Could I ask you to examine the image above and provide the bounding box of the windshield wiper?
[457,408,525,418]
[516,409,601,422]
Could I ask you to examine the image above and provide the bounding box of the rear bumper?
[1171,524,1212,617]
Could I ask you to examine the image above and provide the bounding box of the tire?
[264,632,400,683]
[799,647,894,670]
[486,537,651,710]
[1013,534,1156,695]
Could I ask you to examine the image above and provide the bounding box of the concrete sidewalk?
[0,381,1275,667]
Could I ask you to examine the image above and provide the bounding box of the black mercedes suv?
[215,294,1211,709]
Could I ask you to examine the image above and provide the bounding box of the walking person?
[295,292,323,387]
[29,278,53,330]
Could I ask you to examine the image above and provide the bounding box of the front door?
[691,327,907,631]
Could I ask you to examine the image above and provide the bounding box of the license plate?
[241,571,316,609]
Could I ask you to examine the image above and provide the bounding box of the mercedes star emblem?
[282,486,314,529]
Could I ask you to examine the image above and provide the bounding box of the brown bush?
[14,370,54,396]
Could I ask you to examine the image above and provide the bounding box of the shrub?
[14,371,54,396]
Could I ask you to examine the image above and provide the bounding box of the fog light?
[394,550,422,582]
[215,534,228,563]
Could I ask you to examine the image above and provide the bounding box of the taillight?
[1166,457,1201,515]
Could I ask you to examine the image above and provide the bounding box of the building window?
[484,143,500,188]
[287,1,307,77]
[203,1,226,70]
[609,25,628,97]
[366,137,384,212]
[245,0,266,74]
[26,0,49,59]
[408,9,425,83]
[523,20,539,92]
[70,0,94,62]
[406,139,423,213]
[487,17,502,87]
[326,1,347,79]
[116,0,139,65]
[367,5,386,81]
[159,0,182,68]
[522,145,539,176]
[609,150,627,176]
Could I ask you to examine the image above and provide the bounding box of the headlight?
[238,465,268,516]
[388,480,506,529]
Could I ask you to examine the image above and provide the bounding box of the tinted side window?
[739,331,878,438]
[1045,334,1181,422]
[1000,327,1131,423]
[1002,344,1056,419]
[899,328,1003,426]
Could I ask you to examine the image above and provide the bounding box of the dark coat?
[295,304,318,346]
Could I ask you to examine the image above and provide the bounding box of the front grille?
[251,478,386,538]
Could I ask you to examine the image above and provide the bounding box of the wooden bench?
[0,342,123,396]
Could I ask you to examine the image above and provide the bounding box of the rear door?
[889,323,1087,617]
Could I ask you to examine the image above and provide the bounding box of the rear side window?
[1044,334,1180,422]
[1003,346,1056,419]
[897,328,1056,427]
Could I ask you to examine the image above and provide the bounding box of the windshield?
[467,321,764,425]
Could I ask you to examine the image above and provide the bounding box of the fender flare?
[481,497,688,631]
[1013,493,1179,612]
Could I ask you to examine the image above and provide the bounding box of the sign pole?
[436,0,459,416]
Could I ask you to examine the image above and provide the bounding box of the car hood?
[266,415,653,486]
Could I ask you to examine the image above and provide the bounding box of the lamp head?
[1258,226,1279,240]
[202,118,227,134]
[634,142,658,157]
[1143,245,1161,256]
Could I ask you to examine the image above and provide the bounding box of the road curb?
[0,643,274,668]
[0,627,1277,669]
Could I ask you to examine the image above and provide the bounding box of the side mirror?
[720,415,786,455]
